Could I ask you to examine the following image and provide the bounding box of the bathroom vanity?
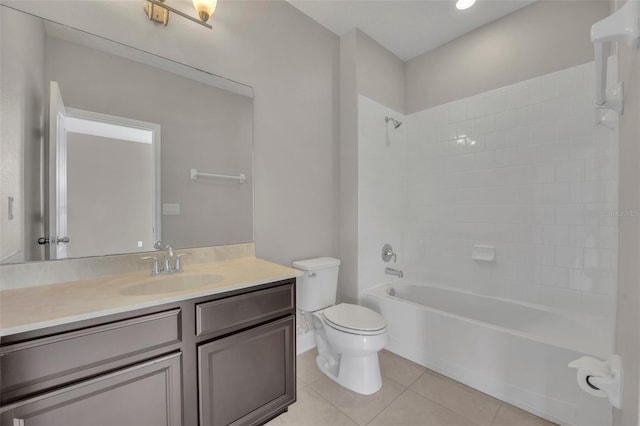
[0,3,295,424]
[0,258,299,426]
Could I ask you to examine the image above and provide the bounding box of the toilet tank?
[293,257,341,312]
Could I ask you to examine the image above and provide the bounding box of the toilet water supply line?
[590,0,639,127]
[298,310,313,334]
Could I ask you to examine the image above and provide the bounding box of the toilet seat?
[322,303,386,336]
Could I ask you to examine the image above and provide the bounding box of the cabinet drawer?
[196,283,294,337]
[1,309,181,402]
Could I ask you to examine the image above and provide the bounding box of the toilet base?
[316,352,383,395]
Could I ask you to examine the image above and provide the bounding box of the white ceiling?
[287,0,538,61]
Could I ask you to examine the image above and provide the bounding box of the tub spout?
[385,267,403,278]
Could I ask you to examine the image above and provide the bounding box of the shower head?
[385,116,402,129]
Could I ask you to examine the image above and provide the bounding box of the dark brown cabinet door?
[1,309,181,404]
[0,353,183,426]
[198,316,295,426]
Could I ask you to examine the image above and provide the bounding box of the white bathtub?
[363,281,614,426]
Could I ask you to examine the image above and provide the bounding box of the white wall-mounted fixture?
[162,203,181,215]
[471,244,495,262]
[456,0,477,11]
[569,354,623,409]
[144,0,217,29]
[591,0,639,126]
[190,168,246,183]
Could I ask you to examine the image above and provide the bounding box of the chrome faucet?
[155,240,175,272]
[141,241,190,275]
[385,267,403,279]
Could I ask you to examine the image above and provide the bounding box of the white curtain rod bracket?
[595,81,623,129]
[590,0,639,124]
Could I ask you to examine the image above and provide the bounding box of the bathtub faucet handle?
[382,244,397,263]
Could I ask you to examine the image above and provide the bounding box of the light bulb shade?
[456,0,476,10]
[193,0,217,22]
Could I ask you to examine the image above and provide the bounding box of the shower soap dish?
[472,245,495,262]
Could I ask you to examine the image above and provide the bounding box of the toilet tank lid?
[292,257,340,271]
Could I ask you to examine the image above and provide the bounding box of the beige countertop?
[0,257,302,337]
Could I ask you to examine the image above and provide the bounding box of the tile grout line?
[490,403,505,426]
[313,373,411,426]
[299,380,361,426]
[416,390,489,426]
[298,352,417,426]
[406,371,496,426]
[403,368,427,389]
[369,373,491,426]
[297,353,553,426]
[296,351,363,424]
[346,375,408,426]
[364,382,412,426]
[319,386,363,426]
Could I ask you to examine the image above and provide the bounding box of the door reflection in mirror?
[59,103,161,258]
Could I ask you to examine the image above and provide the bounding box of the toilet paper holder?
[569,354,622,409]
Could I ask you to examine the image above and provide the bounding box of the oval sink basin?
[120,274,223,296]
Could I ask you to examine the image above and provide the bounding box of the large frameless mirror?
[0,5,254,264]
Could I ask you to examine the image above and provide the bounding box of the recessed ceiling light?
[456,0,477,10]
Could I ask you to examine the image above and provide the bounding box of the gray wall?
[66,134,154,257]
[44,37,253,250]
[339,30,358,303]
[8,0,340,267]
[338,29,406,302]
[0,8,46,263]
[355,30,406,115]
[614,0,640,423]
[405,1,610,113]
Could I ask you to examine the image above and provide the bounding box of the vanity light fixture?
[193,0,217,23]
[456,0,477,10]
[144,0,216,29]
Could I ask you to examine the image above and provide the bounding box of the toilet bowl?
[312,303,388,395]
[293,257,388,395]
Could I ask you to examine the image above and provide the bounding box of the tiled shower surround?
[358,61,618,319]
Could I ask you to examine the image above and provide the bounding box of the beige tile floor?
[267,349,557,426]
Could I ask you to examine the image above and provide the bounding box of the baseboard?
[296,330,316,355]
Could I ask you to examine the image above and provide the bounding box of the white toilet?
[293,257,388,395]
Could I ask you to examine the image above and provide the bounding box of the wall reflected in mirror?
[0,5,254,264]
